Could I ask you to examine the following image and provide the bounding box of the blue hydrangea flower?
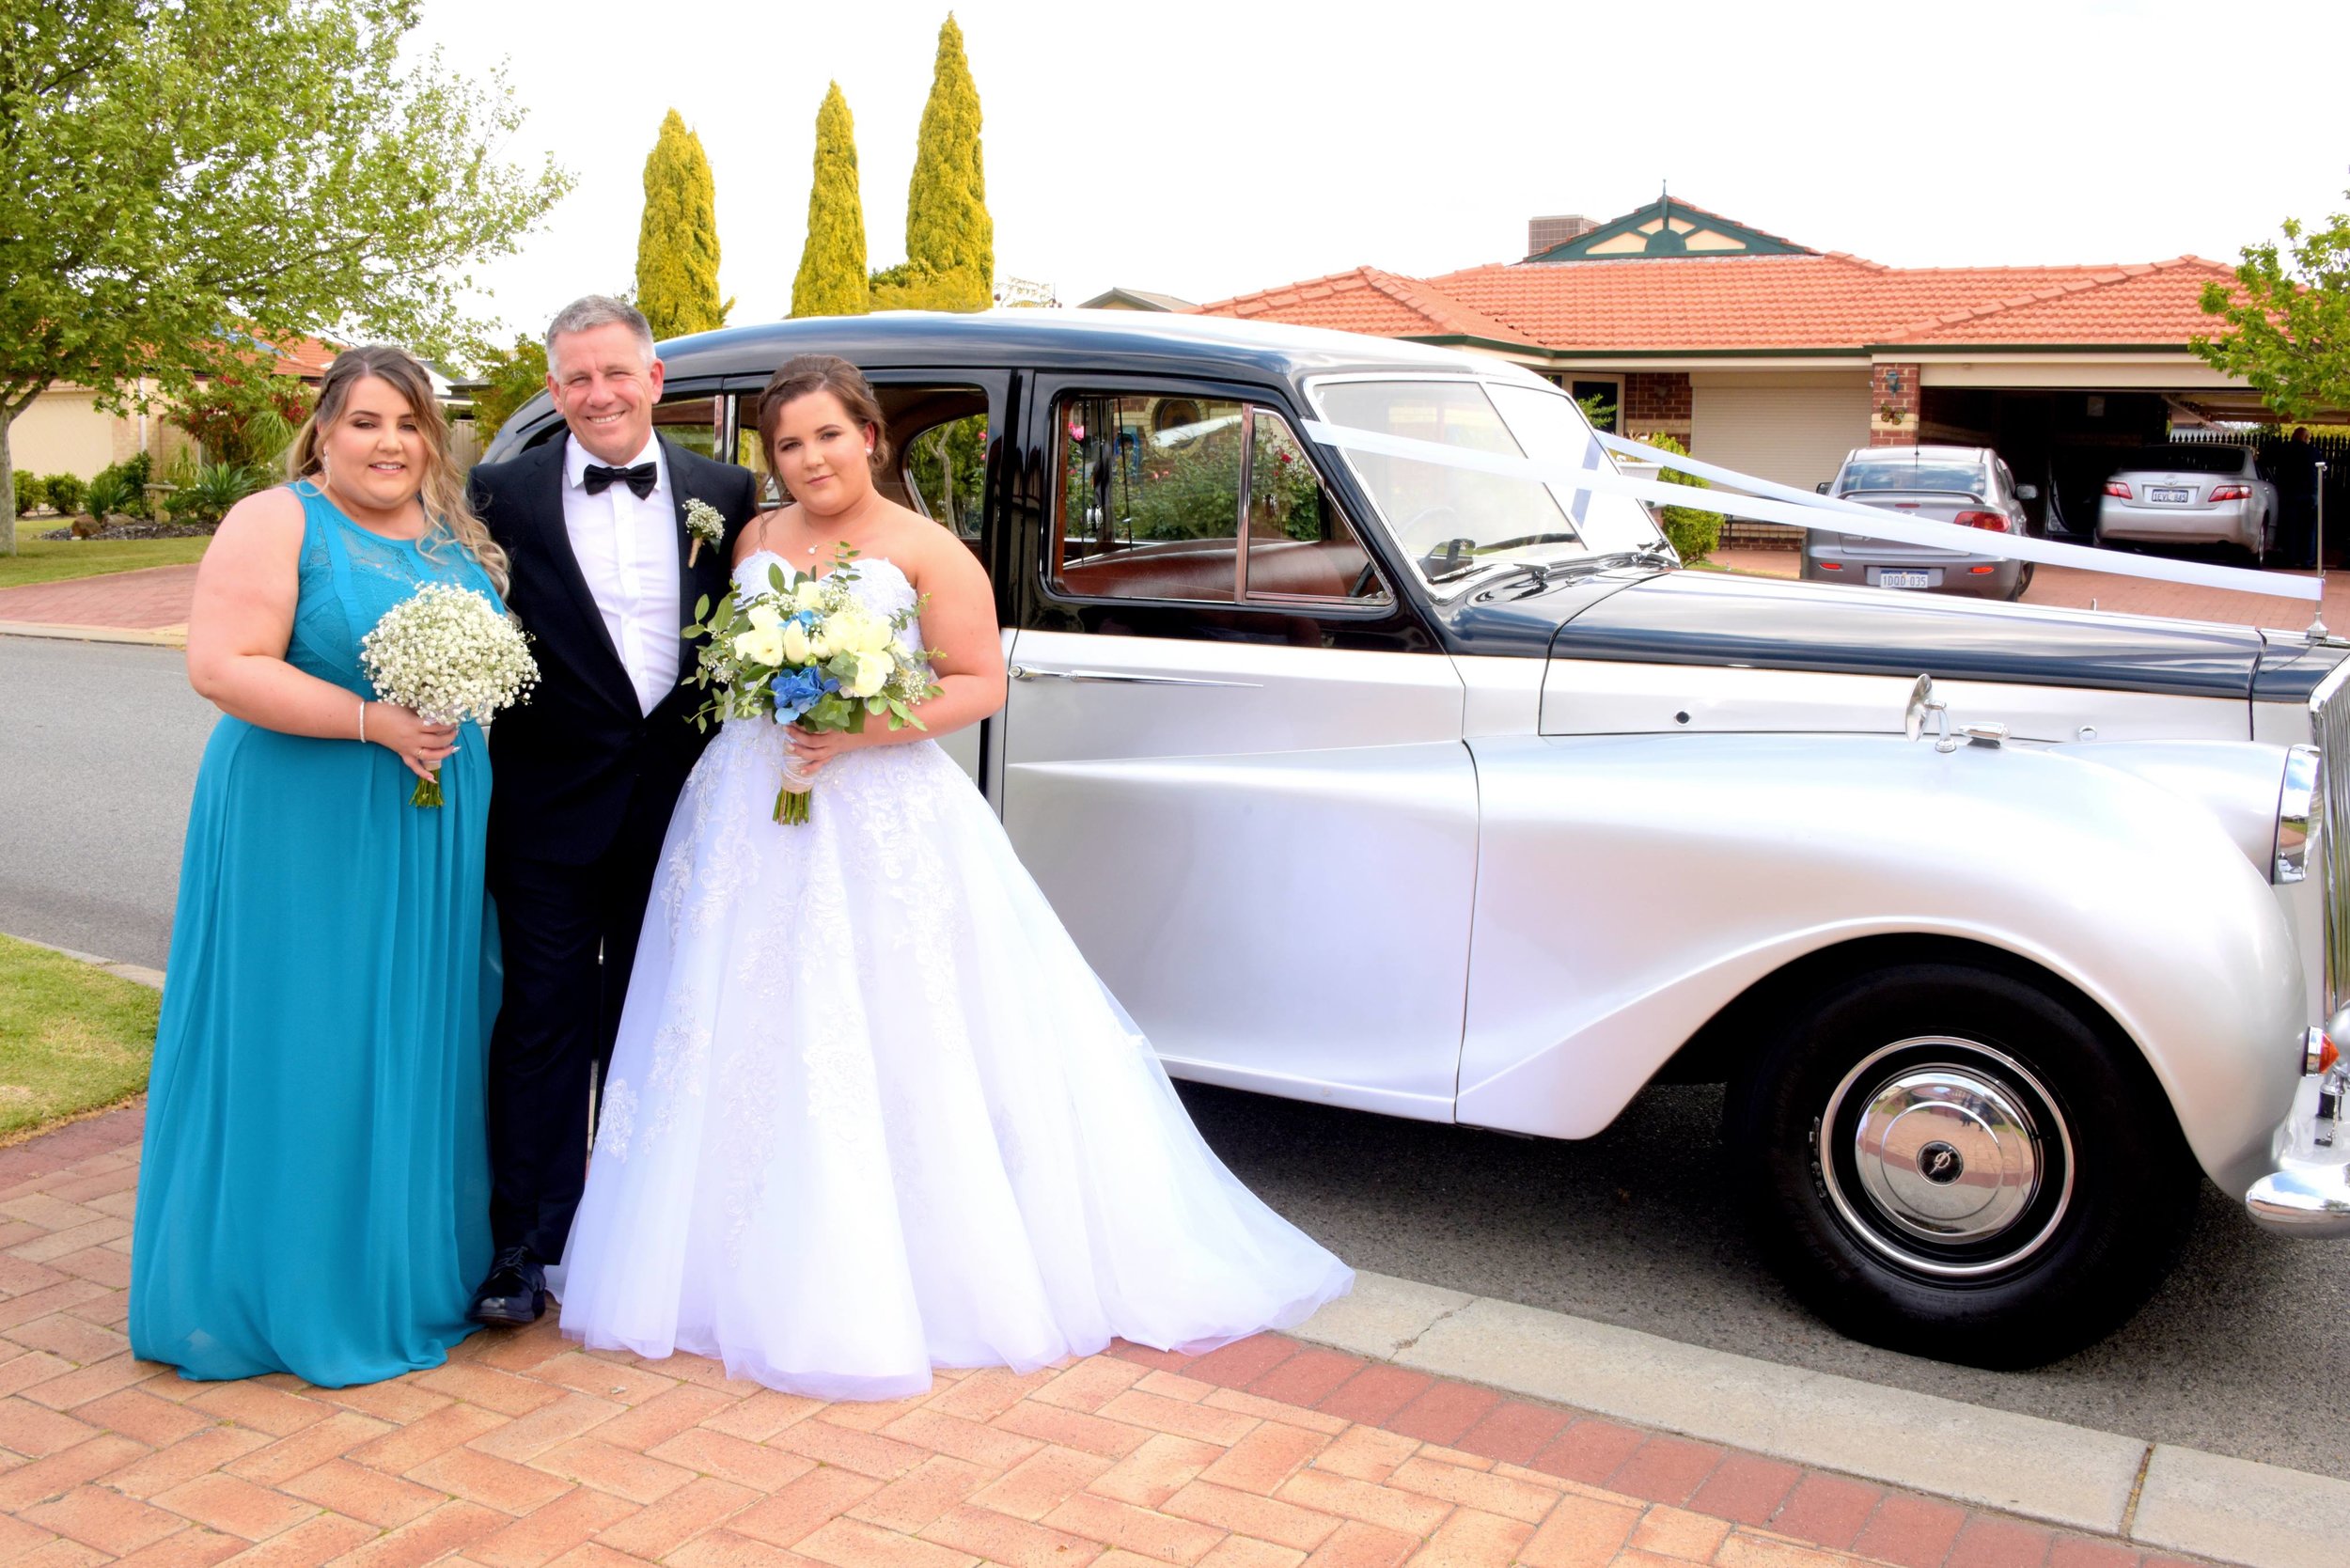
[769,666,838,723]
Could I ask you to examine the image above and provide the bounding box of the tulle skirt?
[553,719,1351,1399]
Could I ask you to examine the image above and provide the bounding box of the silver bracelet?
[357,698,368,745]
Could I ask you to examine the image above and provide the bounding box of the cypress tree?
[635,110,729,340]
[903,14,993,311]
[792,83,870,319]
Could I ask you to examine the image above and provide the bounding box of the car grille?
[2312,659,2350,1011]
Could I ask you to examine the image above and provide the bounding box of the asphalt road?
[3,632,2343,1480]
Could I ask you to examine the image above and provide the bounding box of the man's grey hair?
[545,294,656,370]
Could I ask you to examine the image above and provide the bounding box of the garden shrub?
[1643,433,1723,562]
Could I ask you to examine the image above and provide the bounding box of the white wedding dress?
[553,551,1352,1399]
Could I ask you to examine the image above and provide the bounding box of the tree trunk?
[1,404,16,557]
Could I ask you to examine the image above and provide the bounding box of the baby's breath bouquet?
[358,583,540,807]
[684,550,941,824]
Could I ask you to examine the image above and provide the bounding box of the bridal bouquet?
[358,583,540,807]
[684,550,941,824]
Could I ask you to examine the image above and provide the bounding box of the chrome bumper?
[2246,1067,2350,1234]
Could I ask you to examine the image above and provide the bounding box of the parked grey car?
[2096,443,2277,557]
[1802,446,2038,601]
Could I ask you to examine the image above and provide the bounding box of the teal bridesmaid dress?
[131,480,500,1386]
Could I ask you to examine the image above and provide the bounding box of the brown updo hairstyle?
[289,344,510,595]
[758,354,891,477]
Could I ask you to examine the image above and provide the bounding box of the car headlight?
[2277,743,2321,884]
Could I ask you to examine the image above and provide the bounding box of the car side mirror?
[1815,480,1832,494]
[2016,484,2040,500]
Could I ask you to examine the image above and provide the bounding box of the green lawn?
[0,533,211,591]
[0,934,157,1144]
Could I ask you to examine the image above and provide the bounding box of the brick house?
[1196,196,2268,541]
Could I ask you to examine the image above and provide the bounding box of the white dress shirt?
[561,432,682,715]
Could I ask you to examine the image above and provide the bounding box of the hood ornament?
[1904,674,2007,754]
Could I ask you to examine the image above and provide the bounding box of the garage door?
[1689,375,1871,491]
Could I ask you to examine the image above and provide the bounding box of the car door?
[997,373,1480,1121]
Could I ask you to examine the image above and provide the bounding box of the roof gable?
[1528,195,1815,262]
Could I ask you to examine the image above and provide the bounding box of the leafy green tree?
[0,0,571,554]
[468,335,548,448]
[902,14,992,312]
[869,259,969,313]
[2197,191,2350,420]
[635,109,730,341]
[792,83,870,319]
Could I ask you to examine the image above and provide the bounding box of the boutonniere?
[684,498,725,568]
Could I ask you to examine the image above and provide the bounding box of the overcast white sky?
[415,0,2350,344]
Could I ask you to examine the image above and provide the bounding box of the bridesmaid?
[130,345,505,1385]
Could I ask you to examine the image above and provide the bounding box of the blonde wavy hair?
[288,344,509,594]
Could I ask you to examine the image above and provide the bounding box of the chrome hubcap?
[1820,1039,2075,1278]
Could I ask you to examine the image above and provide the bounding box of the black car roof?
[642,308,1513,384]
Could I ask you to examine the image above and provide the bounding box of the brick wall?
[1871,363,1920,447]
[1622,372,1692,443]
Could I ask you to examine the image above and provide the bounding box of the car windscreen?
[1837,460,1984,494]
[1308,378,1662,583]
[2120,446,2248,475]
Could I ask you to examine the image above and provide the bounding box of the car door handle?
[1009,665,1260,688]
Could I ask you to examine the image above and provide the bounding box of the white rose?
[732,625,786,666]
[746,602,784,633]
[846,651,891,698]
[780,621,811,665]
[791,580,828,613]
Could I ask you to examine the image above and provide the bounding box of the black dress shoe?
[467,1245,547,1326]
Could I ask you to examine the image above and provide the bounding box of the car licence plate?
[1877,570,1933,588]
[2150,486,2191,503]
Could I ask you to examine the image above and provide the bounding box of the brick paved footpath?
[0,568,199,635]
[0,1105,2211,1568]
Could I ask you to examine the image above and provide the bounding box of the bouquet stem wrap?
[773,750,816,824]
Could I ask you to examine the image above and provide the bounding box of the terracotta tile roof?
[263,334,340,379]
[1898,257,2234,344]
[1195,267,1542,347]
[1198,251,2235,353]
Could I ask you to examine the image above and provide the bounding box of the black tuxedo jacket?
[470,433,758,867]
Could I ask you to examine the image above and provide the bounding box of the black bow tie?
[583,461,657,499]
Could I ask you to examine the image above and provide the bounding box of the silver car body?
[1802,446,2034,600]
[2097,443,2278,553]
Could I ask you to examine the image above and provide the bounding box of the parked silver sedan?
[2096,443,2277,557]
[1801,446,2037,601]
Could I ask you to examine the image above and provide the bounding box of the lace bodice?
[730,549,920,631]
[287,480,502,698]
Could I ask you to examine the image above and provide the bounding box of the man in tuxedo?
[465,295,758,1324]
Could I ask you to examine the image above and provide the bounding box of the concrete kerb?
[1293,1272,2349,1568]
[10,933,166,990]
[0,619,186,647]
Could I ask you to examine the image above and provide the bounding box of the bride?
[553,354,1352,1398]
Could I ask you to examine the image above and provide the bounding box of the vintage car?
[485,310,2350,1369]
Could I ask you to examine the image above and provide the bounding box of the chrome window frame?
[1037,388,1395,616]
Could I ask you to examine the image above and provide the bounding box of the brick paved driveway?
[0,1105,2211,1568]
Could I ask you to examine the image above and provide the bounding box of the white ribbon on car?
[1297,419,2323,604]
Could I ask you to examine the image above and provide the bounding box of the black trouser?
[484,783,672,1265]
